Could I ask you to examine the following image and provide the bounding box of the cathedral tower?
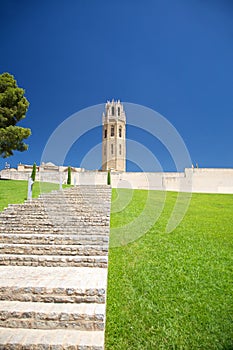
[102,100,126,172]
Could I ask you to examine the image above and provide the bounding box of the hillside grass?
[0,180,69,211]
[0,181,232,349]
[106,189,233,349]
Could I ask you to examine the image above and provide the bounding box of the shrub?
[107,170,111,185]
[31,162,36,182]
[67,166,71,185]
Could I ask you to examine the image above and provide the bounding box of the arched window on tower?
[104,129,107,138]
[119,144,122,155]
[118,107,120,116]
[119,126,122,138]
[111,125,114,137]
[111,144,114,155]
[112,106,114,115]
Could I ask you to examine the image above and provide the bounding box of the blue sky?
[1,0,233,171]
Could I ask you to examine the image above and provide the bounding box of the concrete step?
[0,233,109,245]
[0,327,104,349]
[0,266,107,304]
[0,244,108,256]
[0,301,105,331]
[0,254,108,268]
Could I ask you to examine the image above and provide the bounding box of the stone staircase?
[0,185,111,349]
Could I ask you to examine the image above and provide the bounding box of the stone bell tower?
[102,100,126,172]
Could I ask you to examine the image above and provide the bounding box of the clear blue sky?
[1,0,233,171]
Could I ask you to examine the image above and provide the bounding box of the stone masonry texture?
[0,185,111,349]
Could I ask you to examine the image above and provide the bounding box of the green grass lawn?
[106,189,233,349]
[0,180,70,211]
[0,182,232,349]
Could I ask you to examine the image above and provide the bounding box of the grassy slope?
[0,182,232,349]
[106,189,233,350]
[0,180,68,211]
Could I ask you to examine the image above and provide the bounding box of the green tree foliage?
[0,72,31,158]
[31,162,37,182]
[67,166,71,185]
[107,170,111,185]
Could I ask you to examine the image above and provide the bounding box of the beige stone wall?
[74,169,233,194]
[1,168,233,194]
[110,169,233,194]
[88,169,233,194]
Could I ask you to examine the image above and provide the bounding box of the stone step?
[39,194,111,200]
[40,192,111,196]
[0,227,109,235]
[35,201,110,207]
[0,224,109,231]
[0,327,104,349]
[1,215,109,226]
[1,209,110,217]
[0,185,110,350]
[44,186,110,190]
[0,215,109,223]
[0,266,107,303]
[2,205,110,212]
[50,187,110,191]
[1,208,110,215]
[4,198,110,207]
[7,196,110,203]
[2,210,110,216]
[36,203,110,208]
[0,244,108,256]
[31,206,110,212]
[42,189,111,194]
[35,201,111,206]
[0,254,108,268]
[0,218,110,225]
[0,233,109,245]
[64,194,110,196]
[0,301,105,331]
[3,198,110,208]
[12,189,109,196]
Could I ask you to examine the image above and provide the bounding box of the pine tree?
[0,72,31,158]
